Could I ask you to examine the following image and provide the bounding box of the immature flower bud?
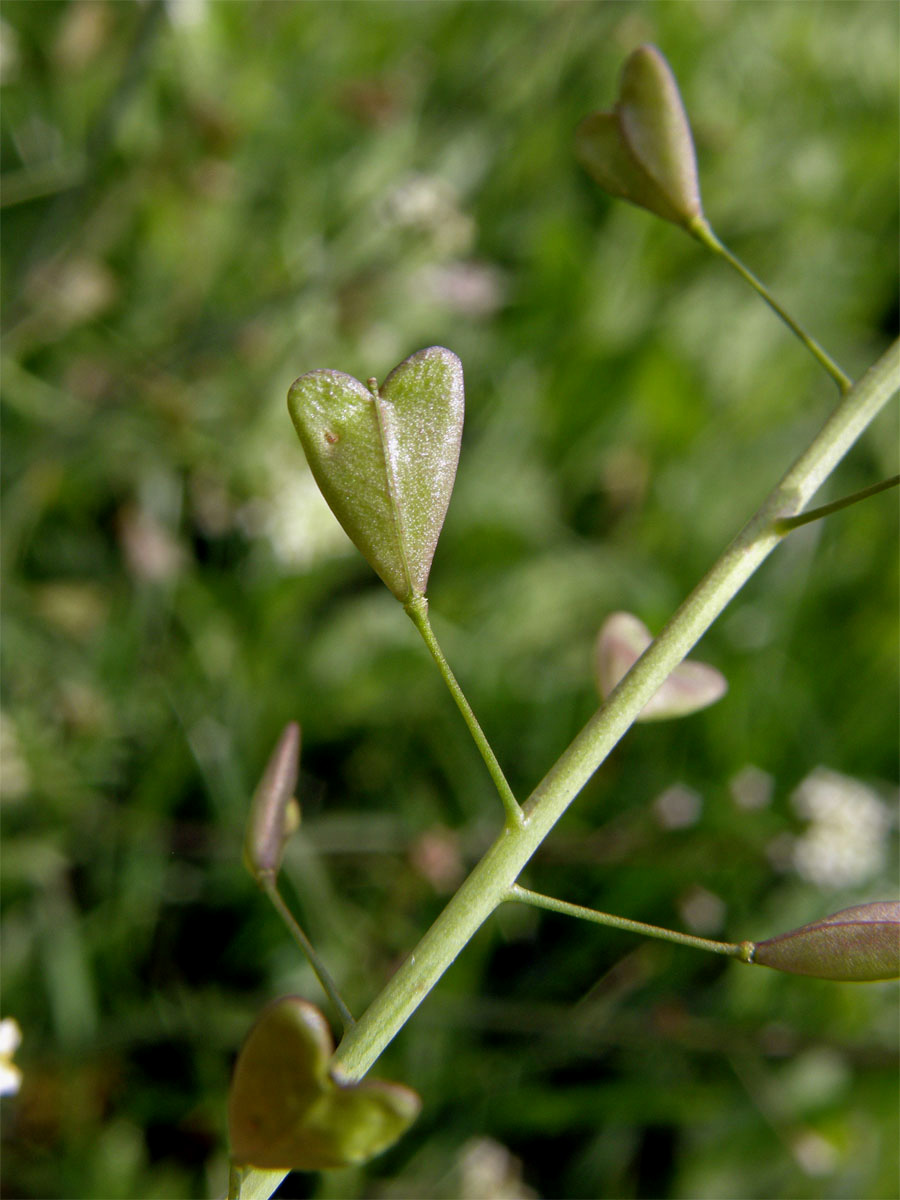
[576,44,704,231]
[288,347,464,604]
[750,901,900,981]
[243,722,301,886]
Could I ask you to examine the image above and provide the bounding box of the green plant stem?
[690,217,853,394]
[507,884,752,960]
[773,474,899,534]
[242,338,897,1200]
[263,880,355,1032]
[405,594,524,829]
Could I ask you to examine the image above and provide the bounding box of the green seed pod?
[576,44,703,231]
[243,722,301,886]
[228,996,421,1170]
[595,611,727,721]
[287,347,464,604]
[751,902,900,981]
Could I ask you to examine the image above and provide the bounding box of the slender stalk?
[690,218,853,394]
[263,881,355,1032]
[507,884,752,960]
[241,338,897,1200]
[774,474,899,534]
[405,594,524,828]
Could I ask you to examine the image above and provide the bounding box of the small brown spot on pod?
[324,431,339,444]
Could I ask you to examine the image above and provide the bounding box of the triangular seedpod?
[243,723,301,886]
[228,997,421,1170]
[576,44,704,231]
[288,347,464,604]
[751,902,900,982]
[595,612,727,721]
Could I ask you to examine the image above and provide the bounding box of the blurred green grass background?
[1,2,897,1197]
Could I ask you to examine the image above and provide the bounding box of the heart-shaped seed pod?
[595,612,727,721]
[288,347,464,604]
[576,44,703,231]
[229,996,421,1170]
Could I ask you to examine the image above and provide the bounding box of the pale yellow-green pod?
[228,996,421,1170]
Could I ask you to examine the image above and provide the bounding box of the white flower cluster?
[790,767,894,888]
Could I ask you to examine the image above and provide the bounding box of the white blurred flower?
[729,763,774,811]
[654,783,702,830]
[0,18,20,84]
[0,1018,22,1096]
[380,173,474,254]
[790,767,893,888]
[458,1137,536,1200]
[243,458,351,570]
[679,885,726,934]
[165,0,208,27]
[418,261,506,316]
[791,1129,838,1177]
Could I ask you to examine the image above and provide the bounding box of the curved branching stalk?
[261,881,355,1033]
[773,473,899,533]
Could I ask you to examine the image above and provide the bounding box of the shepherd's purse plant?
[226,45,899,1200]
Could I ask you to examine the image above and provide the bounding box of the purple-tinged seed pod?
[750,901,900,981]
[576,45,704,231]
[243,722,301,885]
